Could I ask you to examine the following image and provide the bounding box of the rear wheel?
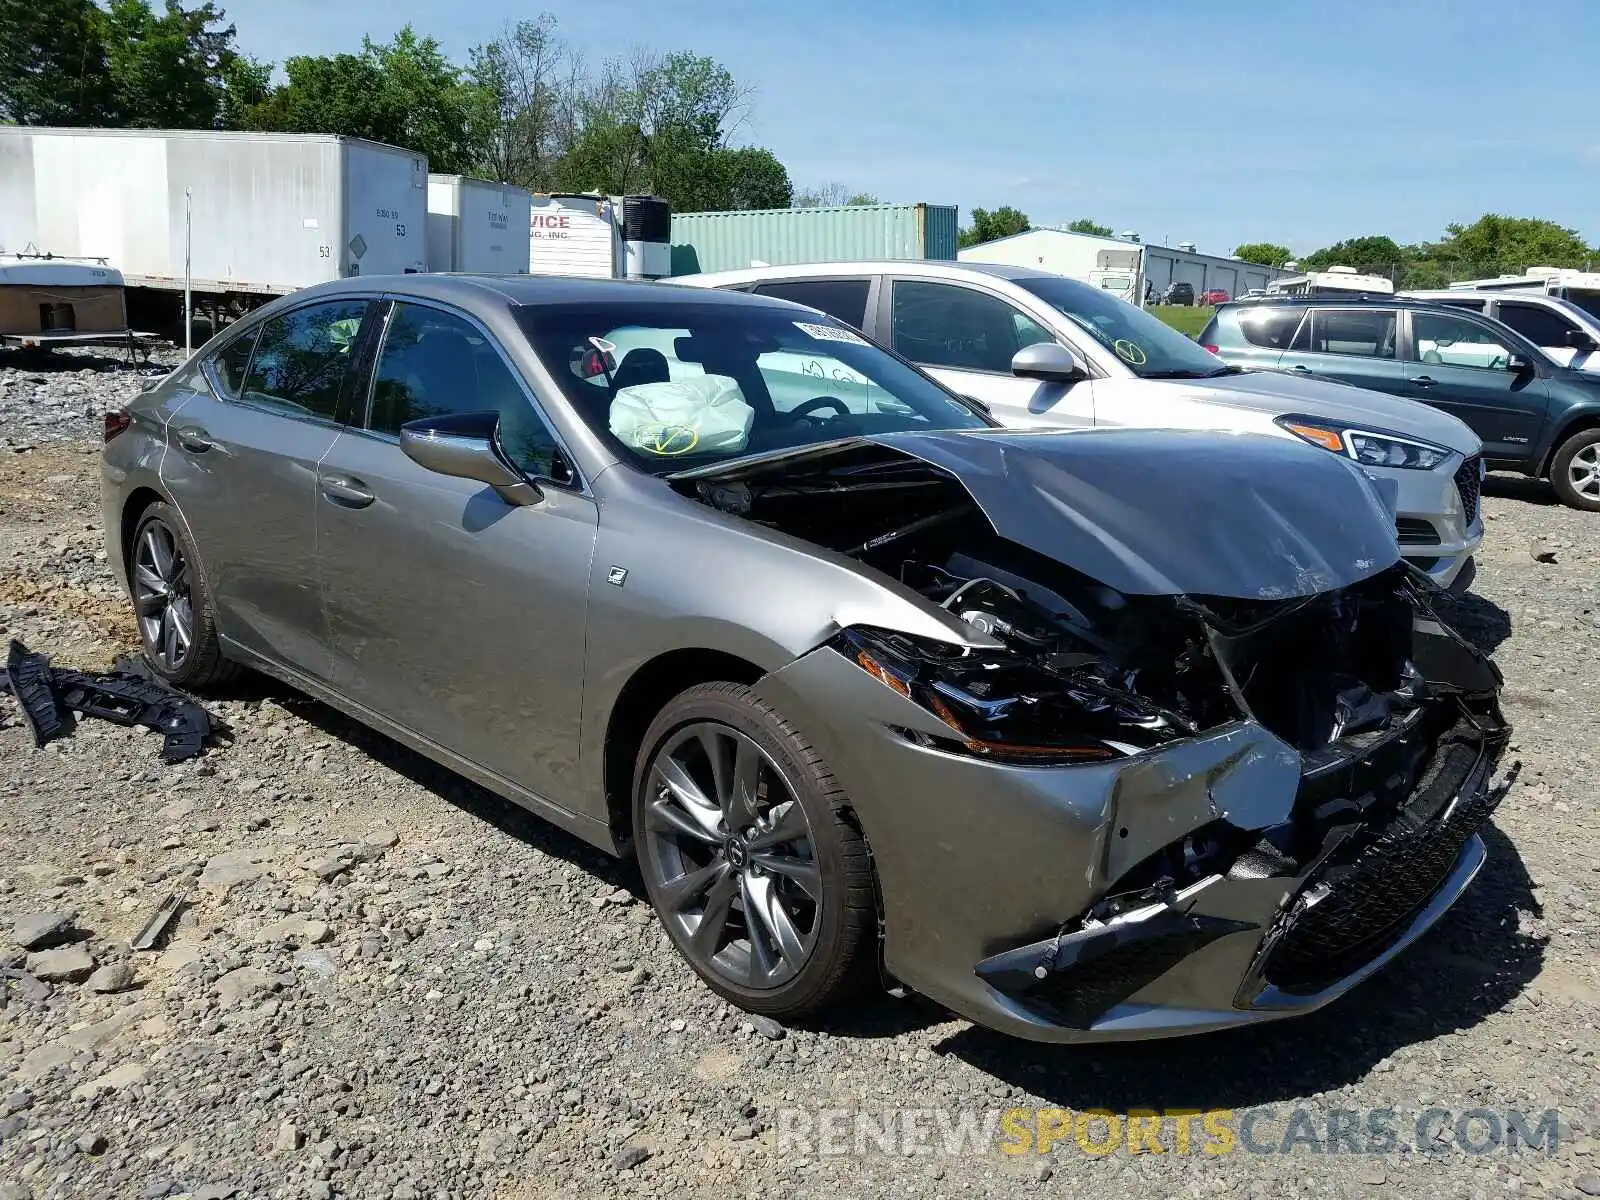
[1550,428,1600,511]
[129,502,238,688]
[632,682,876,1020]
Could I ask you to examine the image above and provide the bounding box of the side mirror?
[1011,342,1089,383]
[400,410,541,506]
[1505,353,1533,373]
[1565,329,1598,351]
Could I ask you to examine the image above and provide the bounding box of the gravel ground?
[1,347,1598,1200]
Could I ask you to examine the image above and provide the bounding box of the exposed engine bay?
[677,435,1511,1021]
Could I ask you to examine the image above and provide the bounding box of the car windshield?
[1562,290,1600,322]
[514,299,989,474]
[1013,275,1234,379]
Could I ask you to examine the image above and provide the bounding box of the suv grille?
[1455,456,1482,525]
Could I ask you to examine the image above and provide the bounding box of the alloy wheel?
[1568,443,1600,501]
[639,722,822,989]
[132,519,194,672]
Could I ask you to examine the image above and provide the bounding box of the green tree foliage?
[1067,217,1112,236]
[1232,242,1292,268]
[468,15,583,191]
[0,0,117,124]
[241,27,490,173]
[1299,235,1406,279]
[793,183,878,208]
[1425,214,1593,278]
[99,0,241,128]
[959,206,1029,248]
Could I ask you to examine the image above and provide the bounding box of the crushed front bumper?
[972,739,1504,1041]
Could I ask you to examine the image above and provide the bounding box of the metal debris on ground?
[0,639,220,762]
[130,892,187,951]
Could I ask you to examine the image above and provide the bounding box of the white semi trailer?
[0,127,428,309]
[426,175,532,274]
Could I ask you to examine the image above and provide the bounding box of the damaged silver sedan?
[101,275,1510,1042]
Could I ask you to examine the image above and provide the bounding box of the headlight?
[833,626,1189,765]
[1276,416,1451,471]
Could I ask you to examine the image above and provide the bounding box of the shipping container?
[669,203,958,275]
[426,176,532,274]
[0,127,428,297]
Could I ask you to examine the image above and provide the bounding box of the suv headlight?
[1276,416,1451,471]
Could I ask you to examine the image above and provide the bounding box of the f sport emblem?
[607,566,629,587]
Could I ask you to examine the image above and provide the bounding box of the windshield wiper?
[1141,366,1241,380]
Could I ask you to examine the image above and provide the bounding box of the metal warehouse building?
[959,226,1291,302]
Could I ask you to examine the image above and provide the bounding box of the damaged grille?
[1455,457,1482,526]
[1256,740,1499,995]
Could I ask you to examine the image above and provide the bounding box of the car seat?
[612,348,671,392]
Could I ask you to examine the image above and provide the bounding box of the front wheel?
[631,682,877,1020]
[1549,428,1600,511]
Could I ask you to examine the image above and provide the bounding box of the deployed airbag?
[610,375,754,458]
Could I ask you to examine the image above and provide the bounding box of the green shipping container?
[669,203,959,275]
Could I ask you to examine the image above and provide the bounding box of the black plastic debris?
[130,892,187,951]
[0,639,217,762]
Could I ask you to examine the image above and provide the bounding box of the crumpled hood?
[674,427,1403,600]
[1162,369,1483,458]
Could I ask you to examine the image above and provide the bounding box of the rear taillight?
[104,409,133,441]
[1201,344,1220,355]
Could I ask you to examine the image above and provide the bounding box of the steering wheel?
[790,395,852,423]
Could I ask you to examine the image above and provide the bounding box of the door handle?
[175,426,216,453]
[320,474,375,508]
[1409,375,1437,388]
[1289,364,1313,373]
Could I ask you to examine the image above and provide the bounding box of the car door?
[1401,308,1552,461]
[1492,299,1594,372]
[160,296,376,682]
[314,297,598,807]
[1277,308,1405,394]
[883,278,1093,428]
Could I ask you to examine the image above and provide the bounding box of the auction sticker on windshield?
[1113,339,1148,366]
[795,322,868,346]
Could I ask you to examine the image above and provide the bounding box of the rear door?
[1278,307,1405,394]
[1212,305,1305,370]
[882,277,1092,428]
[314,297,597,807]
[745,277,876,334]
[1401,308,1551,461]
[160,296,377,681]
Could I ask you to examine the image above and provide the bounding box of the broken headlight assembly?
[831,625,1191,765]
[1276,415,1451,471]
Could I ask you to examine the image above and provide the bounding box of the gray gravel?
[2,348,1598,1198]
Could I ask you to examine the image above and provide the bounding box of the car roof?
[1220,295,1481,312]
[677,260,1056,287]
[277,272,810,311]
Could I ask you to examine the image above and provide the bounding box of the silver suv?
[676,261,1486,589]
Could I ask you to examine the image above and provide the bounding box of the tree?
[98,0,242,128]
[793,182,878,208]
[1300,235,1407,280]
[1233,242,1292,268]
[0,0,117,125]
[709,146,791,210]
[1427,214,1593,278]
[958,206,1029,248]
[468,15,584,190]
[1067,217,1112,236]
[243,27,492,173]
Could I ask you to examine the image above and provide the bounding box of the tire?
[631,681,877,1020]
[127,501,239,688]
[1549,427,1600,511]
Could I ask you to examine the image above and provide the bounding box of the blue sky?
[222,0,1599,255]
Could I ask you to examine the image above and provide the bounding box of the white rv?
[1266,266,1395,297]
[1446,267,1600,320]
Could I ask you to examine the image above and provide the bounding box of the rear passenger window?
[750,279,871,329]
[210,328,259,400]
[1234,308,1304,349]
[1496,303,1575,348]
[1308,310,1396,358]
[240,300,368,421]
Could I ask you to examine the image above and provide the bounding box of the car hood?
[1161,369,1483,457]
[671,427,1401,600]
